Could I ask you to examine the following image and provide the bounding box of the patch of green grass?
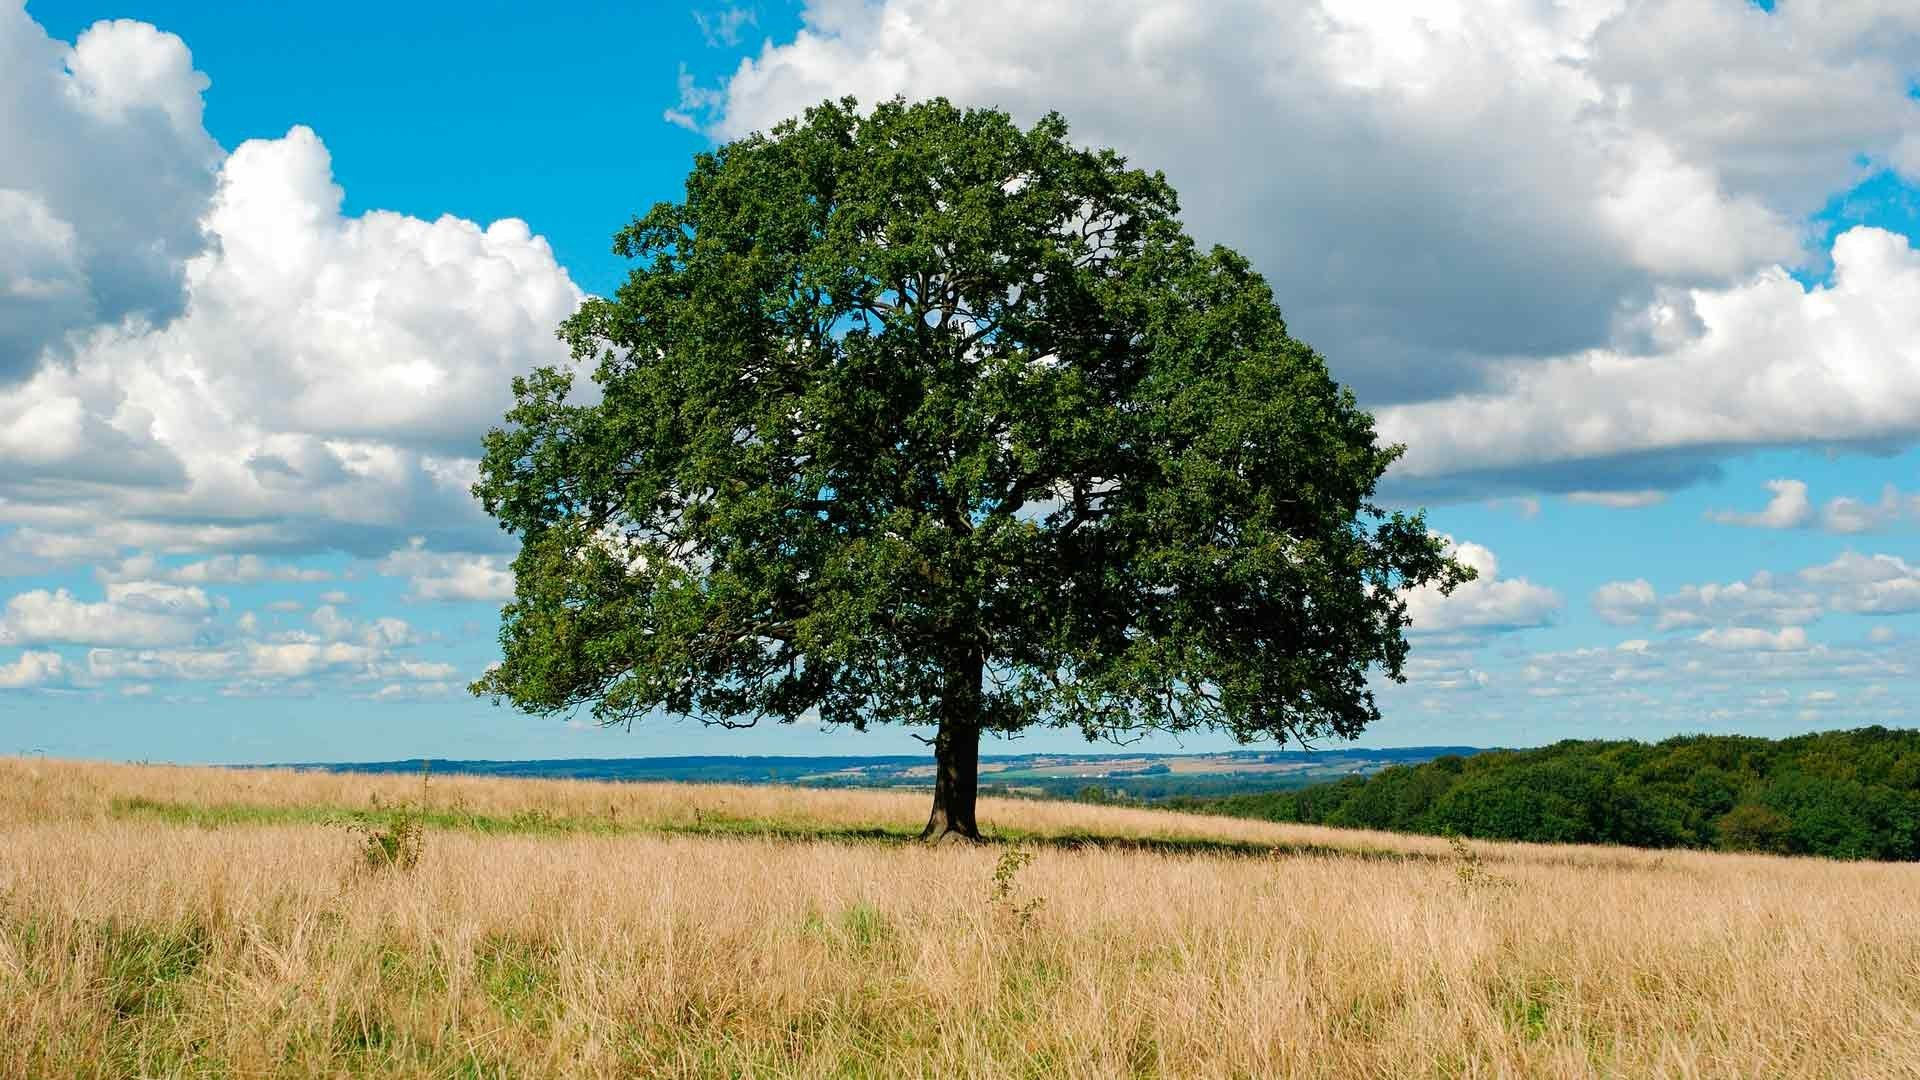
[1494,975,1566,1042]
[375,942,448,996]
[1337,986,1407,1038]
[87,920,219,1080]
[95,919,212,1019]
[111,796,341,829]
[109,796,922,845]
[329,1002,394,1059]
[994,825,1427,863]
[110,797,625,838]
[477,935,558,1027]
[655,813,920,844]
[836,902,893,953]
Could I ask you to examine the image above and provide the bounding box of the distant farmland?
[284,745,1484,801]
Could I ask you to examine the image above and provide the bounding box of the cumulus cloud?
[1593,552,1920,636]
[1401,652,1491,693]
[367,681,461,702]
[1800,552,1920,615]
[1706,478,1920,534]
[0,649,64,689]
[1382,606,1920,741]
[1378,227,1920,485]
[376,537,515,603]
[0,121,581,560]
[1819,485,1920,534]
[304,603,417,648]
[681,0,1920,417]
[1592,579,1657,626]
[0,6,221,379]
[1695,626,1810,652]
[1651,576,1823,632]
[1404,538,1560,636]
[0,580,217,647]
[1706,478,1813,529]
[100,553,331,585]
[82,607,453,690]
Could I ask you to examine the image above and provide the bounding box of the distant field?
[287,745,1482,802]
[3,757,1918,1078]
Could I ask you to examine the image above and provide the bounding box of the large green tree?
[471,97,1473,841]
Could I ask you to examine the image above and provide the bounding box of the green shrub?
[1716,804,1792,854]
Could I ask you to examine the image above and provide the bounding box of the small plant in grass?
[1447,833,1513,891]
[989,845,1045,926]
[342,808,424,871]
[335,760,429,872]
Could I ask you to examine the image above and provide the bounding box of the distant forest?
[1178,727,1920,861]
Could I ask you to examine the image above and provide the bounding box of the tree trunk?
[921,650,984,843]
[921,716,981,842]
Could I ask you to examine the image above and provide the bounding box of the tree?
[470,97,1474,842]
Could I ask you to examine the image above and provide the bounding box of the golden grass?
[2,756,1918,1078]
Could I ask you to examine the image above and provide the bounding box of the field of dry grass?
[2,756,1918,1078]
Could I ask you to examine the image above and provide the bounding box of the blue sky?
[4,0,1920,764]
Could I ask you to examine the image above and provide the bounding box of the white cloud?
[1695,626,1809,652]
[368,681,461,702]
[1402,653,1491,692]
[1593,553,1920,637]
[693,5,758,48]
[1379,227,1920,482]
[1819,484,1920,534]
[1382,611,1920,740]
[0,580,216,647]
[1800,552,1920,615]
[240,640,376,679]
[1896,132,1920,185]
[1652,576,1823,631]
[1704,479,1920,534]
[1404,537,1560,636]
[305,603,417,648]
[0,79,581,561]
[1482,496,1540,519]
[170,555,330,584]
[0,649,64,689]
[100,553,331,585]
[376,537,515,602]
[85,647,235,682]
[1592,578,1657,626]
[683,0,1920,413]
[1594,571,1823,632]
[1566,490,1668,509]
[1707,478,1812,529]
[0,8,221,379]
[85,627,450,688]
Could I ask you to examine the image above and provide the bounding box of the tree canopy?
[471,97,1473,840]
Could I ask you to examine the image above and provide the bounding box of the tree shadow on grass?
[108,797,1441,863]
[679,817,1442,864]
[994,829,1442,864]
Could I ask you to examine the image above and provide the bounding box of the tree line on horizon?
[1178,726,1920,861]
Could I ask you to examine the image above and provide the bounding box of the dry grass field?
[2,757,1918,1078]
